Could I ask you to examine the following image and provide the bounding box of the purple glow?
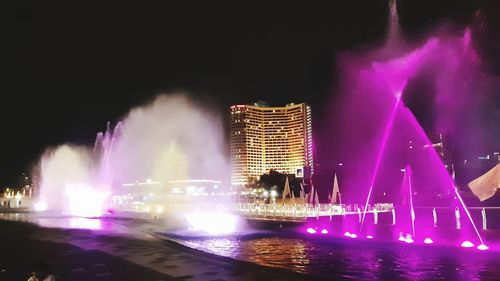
[350,233,358,239]
[321,229,328,235]
[461,241,475,248]
[324,0,488,249]
[477,244,489,251]
[423,238,434,244]
[344,231,351,237]
[366,235,374,239]
[307,228,317,234]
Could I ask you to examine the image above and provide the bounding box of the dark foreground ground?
[0,219,309,281]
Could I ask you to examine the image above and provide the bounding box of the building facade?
[230,102,313,186]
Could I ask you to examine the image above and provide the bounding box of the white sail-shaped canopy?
[468,164,500,201]
[282,176,291,200]
[329,173,342,204]
[308,184,319,205]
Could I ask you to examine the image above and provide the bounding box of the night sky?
[1,0,497,186]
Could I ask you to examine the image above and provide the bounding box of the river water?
[3,213,500,280]
[179,233,500,280]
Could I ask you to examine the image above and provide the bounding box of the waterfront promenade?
[0,215,312,281]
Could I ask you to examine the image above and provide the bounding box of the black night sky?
[1,0,498,185]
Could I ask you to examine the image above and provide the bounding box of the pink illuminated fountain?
[319,0,492,250]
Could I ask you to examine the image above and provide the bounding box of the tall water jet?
[107,95,228,186]
[360,91,403,230]
[35,145,110,217]
[325,0,488,245]
[393,167,416,242]
[34,94,230,225]
[386,0,401,47]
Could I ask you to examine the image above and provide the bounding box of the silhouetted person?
[28,261,55,281]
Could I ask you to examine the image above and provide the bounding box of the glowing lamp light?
[403,234,414,244]
[477,244,489,251]
[405,237,414,244]
[344,231,351,237]
[321,229,328,235]
[65,184,110,217]
[270,190,278,198]
[461,241,475,248]
[366,235,374,239]
[423,238,434,244]
[350,233,358,239]
[398,234,406,242]
[34,201,48,212]
[306,228,317,234]
[185,211,238,235]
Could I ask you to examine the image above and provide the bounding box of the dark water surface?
[3,213,500,280]
[180,235,500,280]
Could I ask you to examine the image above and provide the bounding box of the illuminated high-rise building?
[230,102,313,186]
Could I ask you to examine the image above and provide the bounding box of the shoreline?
[0,213,318,280]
